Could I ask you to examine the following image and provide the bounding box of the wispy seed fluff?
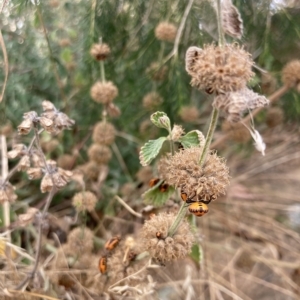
[185,44,254,94]
[90,81,118,104]
[92,121,116,145]
[282,60,300,91]
[90,43,111,61]
[140,212,195,264]
[155,22,177,42]
[158,147,230,202]
[213,87,269,123]
[72,191,97,212]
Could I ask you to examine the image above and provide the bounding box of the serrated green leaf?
[178,130,205,148]
[143,182,175,206]
[139,137,166,166]
[150,111,171,131]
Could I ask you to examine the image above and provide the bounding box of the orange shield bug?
[188,202,209,217]
[105,236,121,251]
[98,256,107,274]
[149,178,160,187]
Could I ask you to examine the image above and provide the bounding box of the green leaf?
[190,243,202,263]
[139,137,166,166]
[178,130,205,148]
[143,181,175,206]
[150,111,171,132]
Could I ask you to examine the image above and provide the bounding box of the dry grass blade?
[0,30,8,103]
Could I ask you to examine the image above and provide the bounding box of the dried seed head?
[107,237,146,285]
[77,161,100,181]
[18,111,38,135]
[92,121,116,145]
[72,191,97,212]
[27,167,43,180]
[266,107,284,128]
[18,155,31,171]
[158,147,230,202]
[57,154,74,170]
[170,125,185,142]
[213,88,269,123]
[41,174,54,193]
[282,60,300,91]
[146,62,168,81]
[90,81,118,104]
[68,227,94,254]
[90,43,111,61]
[221,0,243,39]
[222,120,251,143]
[136,166,153,183]
[18,207,39,227]
[7,144,27,159]
[107,102,121,118]
[0,180,17,203]
[155,22,177,42]
[179,106,200,123]
[41,101,75,133]
[88,144,112,164]
[185,44,254,94]
[142,92,163,110]
[140,212,195,264]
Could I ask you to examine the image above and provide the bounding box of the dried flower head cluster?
[155,21,177,42]
[146,62,168,81]
[92,121,116,145]
[221,0,243,39]
[68,227,94,253]
[179,106,200,123]
[90,43,111,61]
[142,92,163,110]
[213,88,269,122]
[170,125,185,141]
[87,144,112,164]
[186,44,254,94]
[90,81,118,104]
[158,147,230,202]
[282,60,300,91]
[186,44,269,122]
[18,101,75,135]
[72,191,98,212]
[0,180,17,204]
[140,212,195,264]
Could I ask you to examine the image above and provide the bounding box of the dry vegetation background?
[0,0,300,299]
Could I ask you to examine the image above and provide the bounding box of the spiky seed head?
[282,60,300,91]
[90,43,111,61]
[186,44,254,94]
[155,22,177,42]
[139,212,195,264]
[90,81,118,104]
[158,147,230,202]
[87,144,112,164]
[92,121,116,145]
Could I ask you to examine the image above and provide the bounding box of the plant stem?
[216,0,225,47]
[168,202,187,236]
[199,107,219,165]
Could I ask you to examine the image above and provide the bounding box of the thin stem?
[1,135,10,242]
[199,107,219,165]
[168,202,188,237]
[114,196,143,218]
[100,60,106,82]
[216,0,225,46]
